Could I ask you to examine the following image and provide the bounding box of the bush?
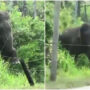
[76,54,90,67]
[60,8,83,32]
[58,49,76,72]
[0,57,9,85]
[10,6,44,48]
[46,2,83,44]
[0,2,44,83]
[17,41,44,82]
[58,48,90,72]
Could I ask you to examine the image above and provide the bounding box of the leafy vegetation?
[0,1,44,89]
[0,56,44,89]
[46,48,90,89]
[46,1,90,89]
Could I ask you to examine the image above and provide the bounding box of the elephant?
[59,24,90,61]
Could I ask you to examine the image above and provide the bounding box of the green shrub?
[46,2,83,43]
[10,6,44,48]
[0,56,31,88]
[76,54,90,67]
[58,48,90,73]
[58,49,76,72]
[60,8,83,32]
[0,2,44,48]
[0,2,7,10]
[17,41,44,82]
[0,2,44,83]
[0,57,9,85]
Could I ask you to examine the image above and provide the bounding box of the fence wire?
[46,42,90,47]
[0,55,44,72]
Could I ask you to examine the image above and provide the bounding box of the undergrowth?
[0,56,44,89]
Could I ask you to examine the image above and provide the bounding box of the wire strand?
[46,42,90,47]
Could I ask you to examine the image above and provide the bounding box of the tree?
[33,0,37,18]
[22,1,27,16]
[84,3,88,22]
[75,1,80,18]
[50,1,60,81]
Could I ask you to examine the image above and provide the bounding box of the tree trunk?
[33,0,37,18]
[84,4,88,22]
[75,1,80,18]
[13,1,17,6]
[22,1,27,16]
[50,1,60,81]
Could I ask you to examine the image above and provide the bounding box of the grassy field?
[0,59,44,89]
[44,49,90,89]
[46,67,90,89]
[0,74,44,89]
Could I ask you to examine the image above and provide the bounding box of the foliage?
[46,1,90,85]
[0,56,29,88]
[58,49,76,72]
[76,54,90,67]
[46,2,54,43]
[10,6,44,48]
[60,8,83,32]
[0,2,7,10]
[11,5,44,82]
[0,1,44,47]
[46,66,90,89]
[46,48,90,88]
[58,47,90,71]
[17,41,44,82]
[0,1,44,85]
[0,56,44,89]
[26,1,44,19]
[46,1,88,67]
[46,2,83,44]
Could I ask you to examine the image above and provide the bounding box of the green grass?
[0,57,44,89]
[46,66,90,89]
[46,49,90,89]
[45,49,90,89]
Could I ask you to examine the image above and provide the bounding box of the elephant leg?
[85,47,90,61]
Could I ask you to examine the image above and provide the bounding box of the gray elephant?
[59,24,90,61]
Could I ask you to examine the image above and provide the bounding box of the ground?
[46,69,90,89]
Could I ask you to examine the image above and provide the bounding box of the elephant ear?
[80,24,89,44]
[80,23,89,34]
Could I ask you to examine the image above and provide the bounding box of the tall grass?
[46,49,90,89]
[0,56,44,89]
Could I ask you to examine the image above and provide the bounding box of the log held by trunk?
[20,59,34,86]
